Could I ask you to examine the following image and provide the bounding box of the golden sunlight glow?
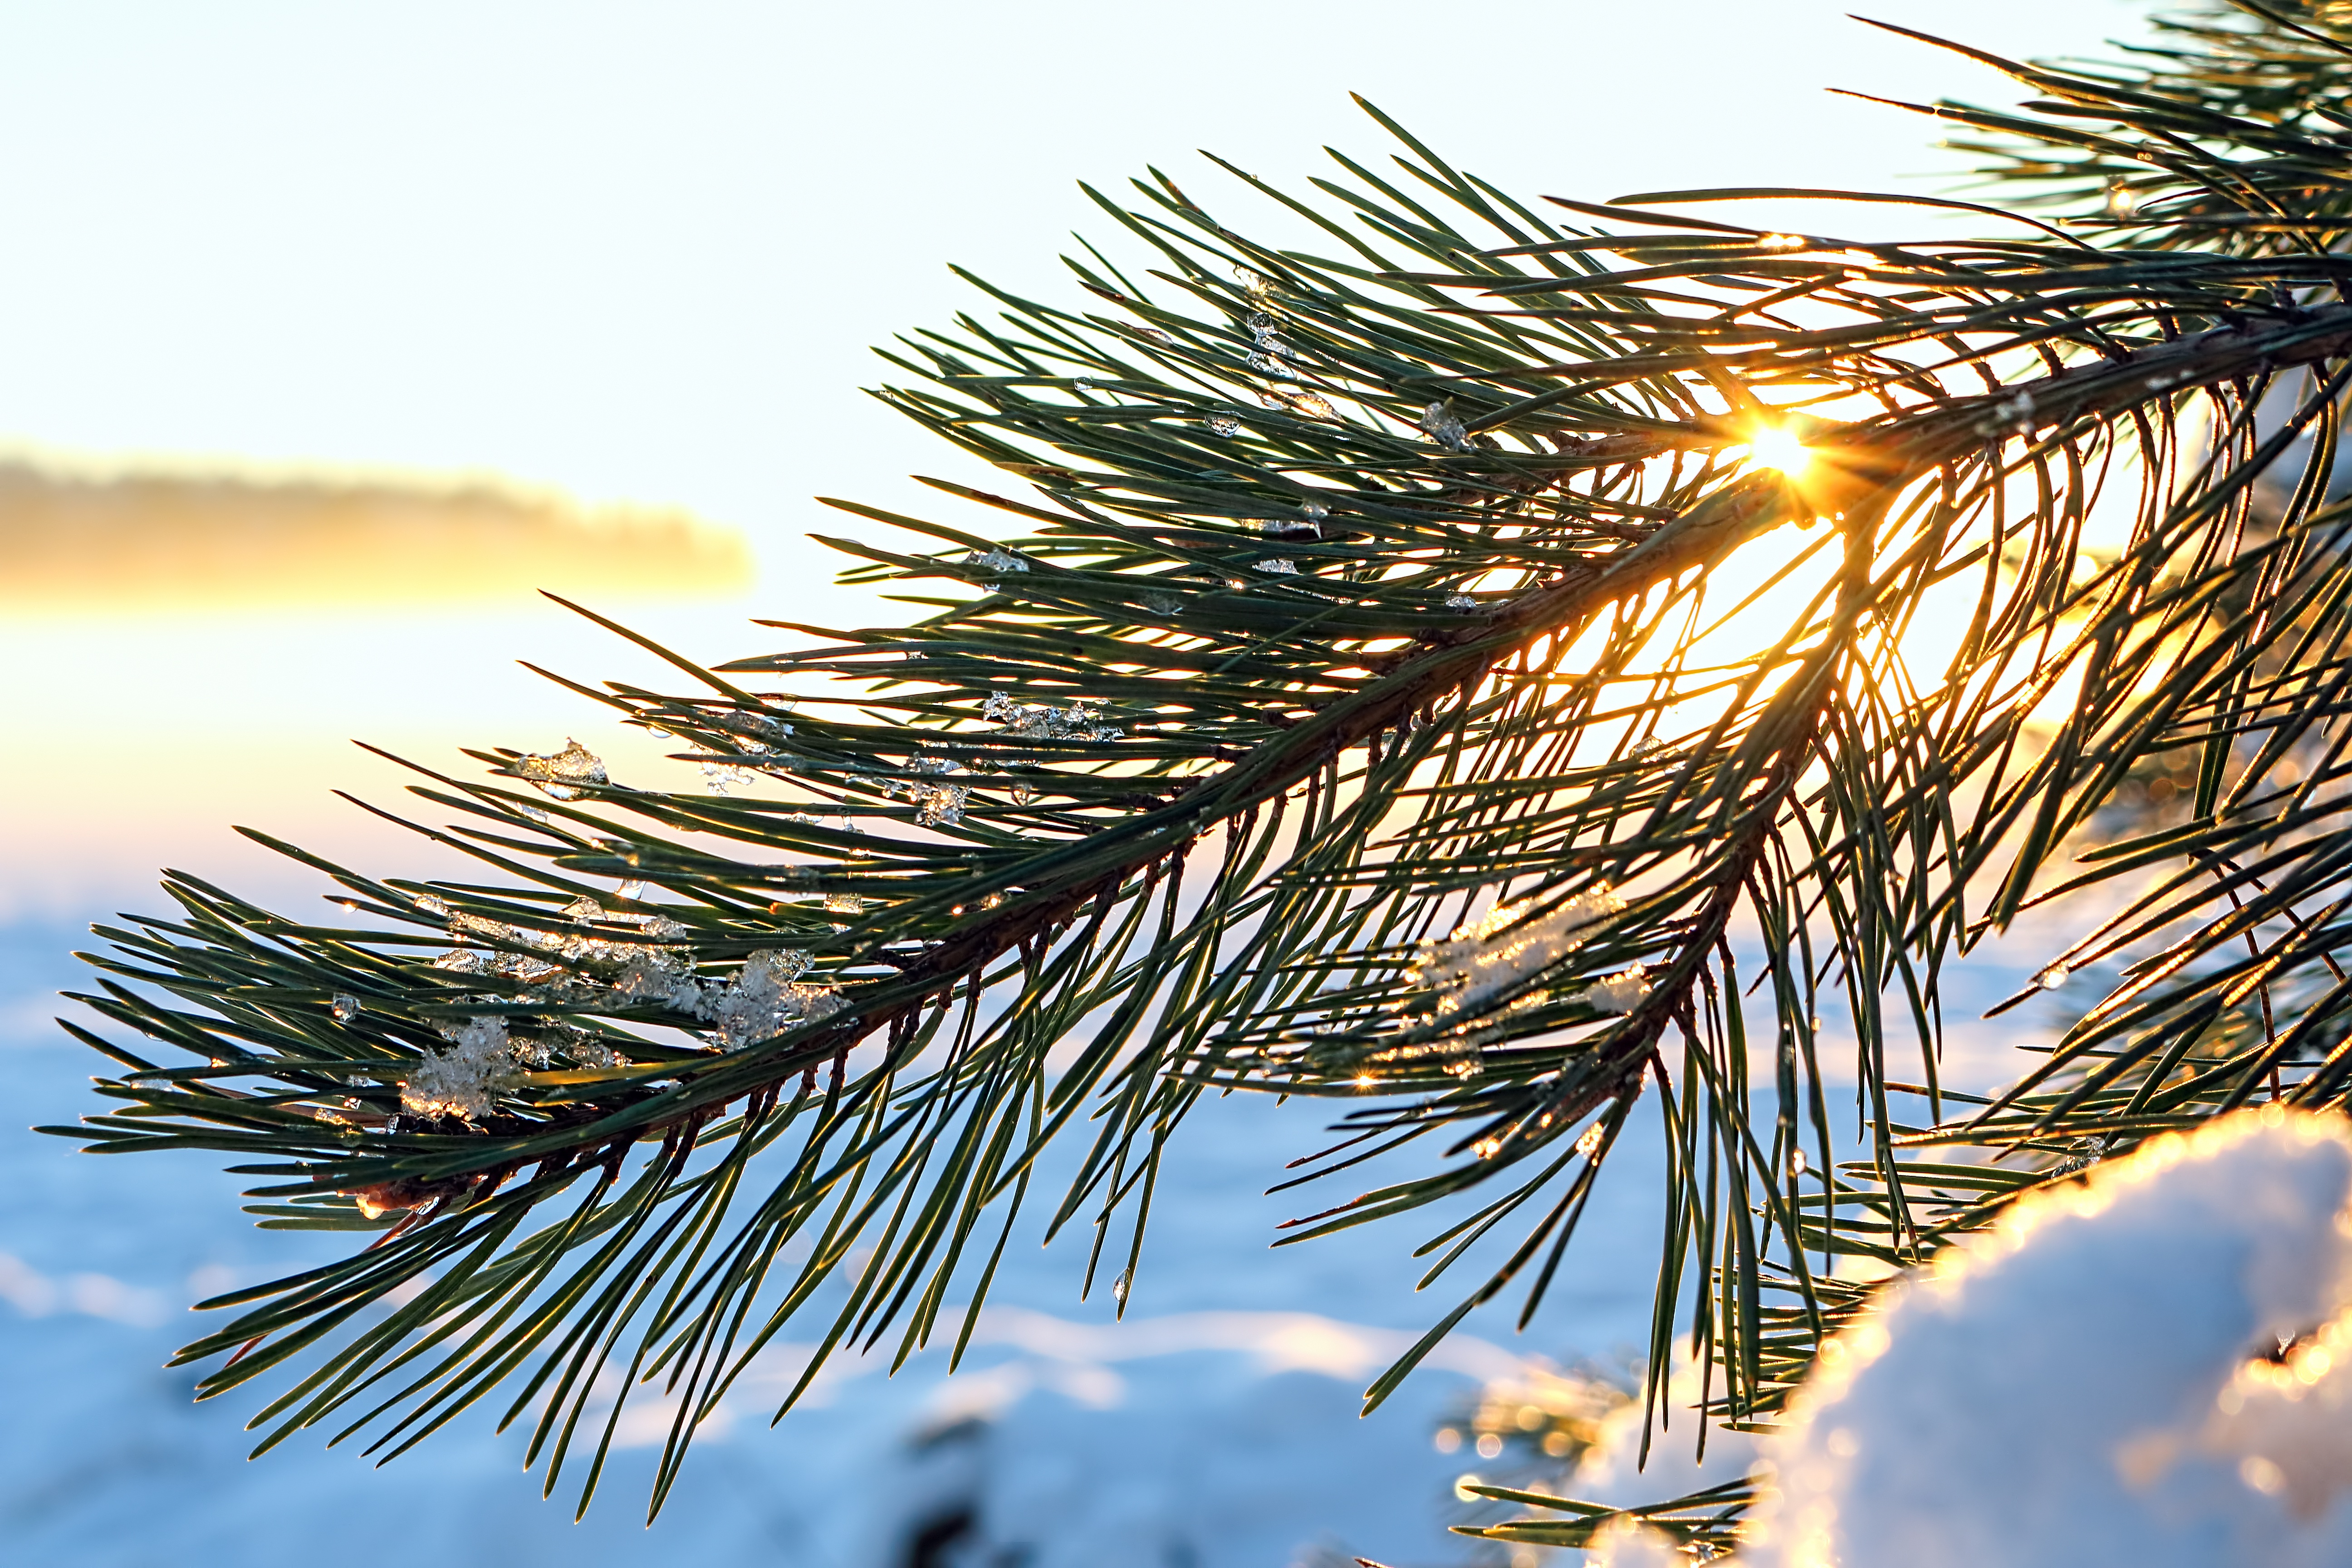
[1746,424,1812,477]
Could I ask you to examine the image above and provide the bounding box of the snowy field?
[1,875,2079,1568]
[2,911,1675,1568]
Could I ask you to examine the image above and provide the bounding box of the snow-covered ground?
[2,914,1676,1568]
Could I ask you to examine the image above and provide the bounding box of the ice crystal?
[985,691,1122,742]
[1411,886,1624,1020]
[1142,591,1184,617]
[1446,592,1478,610]
[1245,350,1297,380]
[702,761,757,795]
[1205,414,1241,438]
[705,949,837,1049]
[616,879,649,901]
[1112,1267,1132,1307]
[1419,399,1470,452]
[449,911,515,943]
[515,739,607,800]
[2038,962,2071,990]
[1009,780,1036,807]
[617,954,707,1012]
[401,1016,525,1122]
[914,783,967,826]
[881,757,969,827]
[1997,387,2039,437]
[1575,1122,1607,1159]
[2053,1135,2109,1176]
[1273,390,1335,421]
[413,893,451,918]
[962,549,1030,574]
[331,994,362,1023]
[1132,325,1173,345]
[720,710,793,742]
[824,892,866,916]
[1234,265,1280,304]
[1302,499,1329,521]
[1254,558,1298,576]
[564,1035,629,1070]
[635,913,691,942]
[516,803,549,823]
[1583,965,1651,1016]
[2105,179,2141,220]
[431,949,490,975]
[562,895,605,924]
[1631,736,1665,756]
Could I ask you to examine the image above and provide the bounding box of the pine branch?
[53,0,2352,1522]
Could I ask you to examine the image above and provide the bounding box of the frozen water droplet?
[331,994,361,1023]
[1205,414,1241,438]
[1419,400,1470,452]
[1254,558,1298,576]
[1791,1147,1809,1176]
[1446,592,1477,610]
[824,892,866,917]
[563,895,605,925]
[1302,500,1329,521]
[1111,1268,1132,1306]
[413,893,451,919]
[1074,377,1095,391]
[2038,963,2071,991]
[616,879,649,901]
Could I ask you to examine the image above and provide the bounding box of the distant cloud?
[0,457,754,613]
[0,1252,168,1327]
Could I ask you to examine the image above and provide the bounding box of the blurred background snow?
[0,2,2154,1562]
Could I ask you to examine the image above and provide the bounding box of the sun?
[1747,423,1813,478]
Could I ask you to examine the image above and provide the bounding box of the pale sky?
[0,0,2159,920]
[0,0,2155,535]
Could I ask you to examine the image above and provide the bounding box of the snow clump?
[401,1017,526,1122]
[1740,1106,2352,1567]
[1409,886,1622,1022]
